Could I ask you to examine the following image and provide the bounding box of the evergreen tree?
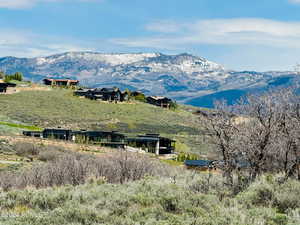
[14,72,23,81]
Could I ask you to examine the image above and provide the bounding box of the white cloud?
[0,0,103,9]
[289,0,300,4]
[0,29,95,57]
[111,18,300,49]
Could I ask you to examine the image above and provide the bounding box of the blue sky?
[1,0,300,71]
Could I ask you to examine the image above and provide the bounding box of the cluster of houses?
[22,128,248,170]
[43,78,175,109]
[74,87,129,102]
[23,128,175,155]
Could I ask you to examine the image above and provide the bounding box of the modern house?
[73,130,126,148]
[43,78,79,86]
[0,81,17,93]
[23,131,43,138]
[74,87,128,102]
[23,129,176,154]
[127,134,175,155]
[146,96,173,108]
[0,82,8,93]
[73,88,92,97]
[23,128,72,140]
[42,128,73,141]
[23,128,126,148]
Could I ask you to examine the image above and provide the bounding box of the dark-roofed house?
[127,134,175,155]
[88,87,123,102]
[0,82,8,93]
[43,78,79,86]
[146,96,173,108]
[0,81,17,93]
[72,130,126,148]
[42,128,73,141]
[74,88,93,97]
[184,160,215,171]
[23,131,43,138]
[75,87,128,103]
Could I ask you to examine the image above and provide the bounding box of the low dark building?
[43,78,79,86]
[42,128,73,140]
[0,82,16,93]
[127,134,175,155]
[74,88,92,97]
[87,87,122,102]
[73,130,126,148]
[75,87,128,103]
[184,160,215,170]
[23,131,43,138]
[0,83,8,93]
[146,96,173,108]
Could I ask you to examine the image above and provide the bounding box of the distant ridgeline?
[42,77,176,109]
[23,128,175,155]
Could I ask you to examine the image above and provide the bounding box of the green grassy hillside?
[0,88,209,154]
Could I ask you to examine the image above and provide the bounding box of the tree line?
[0,71,23,82]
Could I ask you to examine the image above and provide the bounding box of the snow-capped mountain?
[0,52,298,107]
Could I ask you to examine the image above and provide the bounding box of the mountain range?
[0,51,299,107]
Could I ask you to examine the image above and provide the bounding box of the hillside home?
[75,87,128,102]
[22,129,175,153]
[0,83,8,93]
[42,128,73,141]
[127,134,175,155]
[23,128,72,140]
[0,80,17,93]
[43,78,79,86]
[146,96,173,108]
[73,130,126,148]
[74,88,92,97]
[23,131,43,138]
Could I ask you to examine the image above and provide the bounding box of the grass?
[160,159,183,166]
[0,89,198,131]
[0,88,210,154]
[0,122,42,131]
[0,173,299,225]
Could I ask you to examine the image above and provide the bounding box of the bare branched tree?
[201,87,300,184]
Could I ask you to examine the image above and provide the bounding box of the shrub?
[0,173,299,225]
[37,145,66,162]
[0,151,171,190]
[273,179,300,213]
[169,101,178,110]
[176,152,198,162]
[37,150,59,162]
[237,175,300,213]
[14,142,39,158]
[133,93,146,102]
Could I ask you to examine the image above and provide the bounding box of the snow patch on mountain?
[0,51,297,107]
